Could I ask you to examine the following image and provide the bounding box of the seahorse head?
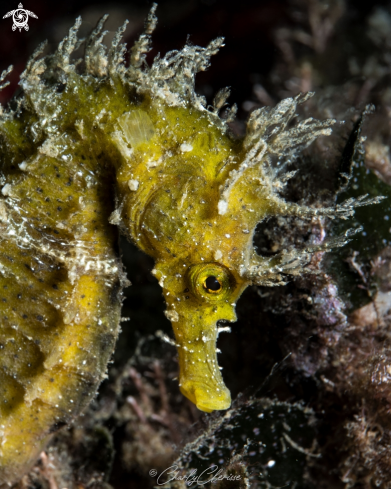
[100,5,373,412]
[113,102,254,411]
[113,91,338,411]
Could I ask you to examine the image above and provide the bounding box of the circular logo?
[12,8,29,31]
[3,4,38,32]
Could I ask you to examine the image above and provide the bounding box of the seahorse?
[0,5,382,485]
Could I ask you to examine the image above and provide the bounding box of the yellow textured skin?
[0,6,382,484]
[0,81,124,484]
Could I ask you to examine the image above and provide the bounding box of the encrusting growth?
[0,4,383,485]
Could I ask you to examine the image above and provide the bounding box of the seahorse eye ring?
[187,263,233,302]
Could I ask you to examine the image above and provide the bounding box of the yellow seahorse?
[0,5,382,485]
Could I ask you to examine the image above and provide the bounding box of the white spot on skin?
[165,309,179,322]
[218,200,228,215]
[128,179,139,191]
[18,161,28,171]
[225,234,230,238]
[109,208,122,226]
[214,250,222,261]
[180,143,193,152]
[1,184,12,197]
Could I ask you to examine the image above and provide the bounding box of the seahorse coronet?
[0,4,380,485]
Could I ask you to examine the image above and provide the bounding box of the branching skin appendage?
[0,5,384,485]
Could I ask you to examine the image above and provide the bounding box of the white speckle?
[214,250,222,261]
[225,234,231,238]
[267,460,275,468]
[165,309,179,322]
[159,275,166,287]
[109,208,122,226]
[180,143,193,152]
[128,179,139,191]
[146,158,161,169]
[218,200,228,215]
[18,161,28,171]
[217,326,231,335]
[1,184,12,197]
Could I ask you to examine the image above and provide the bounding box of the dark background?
[0,0,287,111]
[0,0,361,104]
[0,0,387,115]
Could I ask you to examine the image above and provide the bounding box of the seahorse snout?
[180,378,231,413]
[172,316,232,412]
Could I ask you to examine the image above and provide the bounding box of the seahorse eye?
[203,275,222,293]
[187,263,233,302]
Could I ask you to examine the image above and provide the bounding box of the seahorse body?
[0,5,382,485]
